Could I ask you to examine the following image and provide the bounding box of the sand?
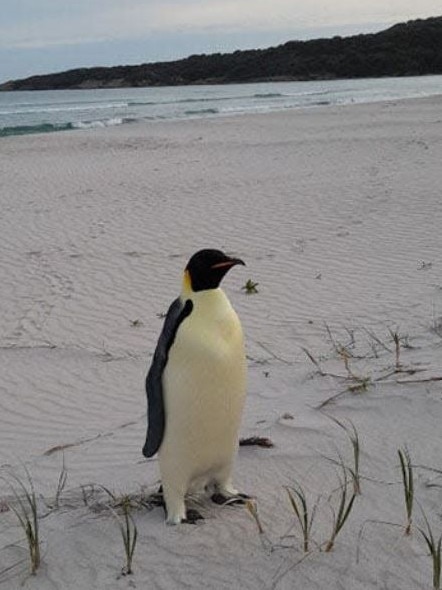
[1,96,442,589]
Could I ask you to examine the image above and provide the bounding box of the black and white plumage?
[142,297,193,459]
[142,249,247,524]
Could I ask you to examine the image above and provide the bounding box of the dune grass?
[419,513,441,590]
[49,458,68,510]
[324,464,357,552]
[326,417,362,495]
[398,447,414,535]
[3,469,41,575]
[100,488,138,576]
[114,496,138,576]
[285,484,318,552]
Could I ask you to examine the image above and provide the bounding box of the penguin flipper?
[142,297,193,458]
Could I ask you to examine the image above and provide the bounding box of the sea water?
[1,75,442,137]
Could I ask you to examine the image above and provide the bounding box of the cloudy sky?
[1,0,440,82]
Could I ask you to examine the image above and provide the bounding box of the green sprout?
[242,279,259,294]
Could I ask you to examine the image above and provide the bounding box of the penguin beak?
[211,257,245,270]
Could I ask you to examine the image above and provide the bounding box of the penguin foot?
[150,485,204,524]
[183,508,204,524]
[211,492,251,506]
[148,485,165,507]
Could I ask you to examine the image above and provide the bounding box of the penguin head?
[185,249,245,292]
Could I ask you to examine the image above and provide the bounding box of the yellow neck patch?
[182,270,193,296]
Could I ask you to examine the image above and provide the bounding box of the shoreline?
[1,77,442,139]
[0,92,440,147]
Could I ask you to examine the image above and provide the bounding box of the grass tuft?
[388,328,402,371]
[324,464,357,552]
[419,512,441,590]
[285,484,318,552]
[116,496,138,576]
[4,469,41,575]
[101,489,138,576]
[327,417,362,495]
[398,447,414,535]
[52,458,68,510]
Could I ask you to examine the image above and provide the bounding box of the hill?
[1,16,441,91]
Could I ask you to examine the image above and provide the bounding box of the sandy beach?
[1,96,442,589]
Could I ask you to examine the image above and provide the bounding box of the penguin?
[142,249,247,524]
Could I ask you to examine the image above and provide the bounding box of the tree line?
[1,16,441,91]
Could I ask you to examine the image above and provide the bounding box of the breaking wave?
[0,117,129,137]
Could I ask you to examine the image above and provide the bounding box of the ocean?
[1,75,442,138]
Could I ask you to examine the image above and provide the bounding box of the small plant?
[347,376,371,393]
[347,425,361,495]
[388,328,403,371]
[419,513,441,590]
[328,417,361,495]
[241,279,259,294]
[286,484,318,552]
[398,447,414,535]
[4,469,41,575]
[324,464,356,552]
[52,458,68,510]
[110,495,138,576]
[130,319,143,327]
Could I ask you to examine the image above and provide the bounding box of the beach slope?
[1,97,442,589]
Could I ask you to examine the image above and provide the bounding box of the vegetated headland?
[1,16,441,91]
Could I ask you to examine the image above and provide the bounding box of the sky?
[1,1,441,83]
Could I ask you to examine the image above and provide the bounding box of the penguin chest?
[161,292,246,471]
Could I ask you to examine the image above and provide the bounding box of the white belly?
[159,288,246,488]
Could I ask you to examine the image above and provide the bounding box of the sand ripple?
[1,98,442,589]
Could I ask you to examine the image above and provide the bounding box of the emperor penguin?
[142,249,247,524]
